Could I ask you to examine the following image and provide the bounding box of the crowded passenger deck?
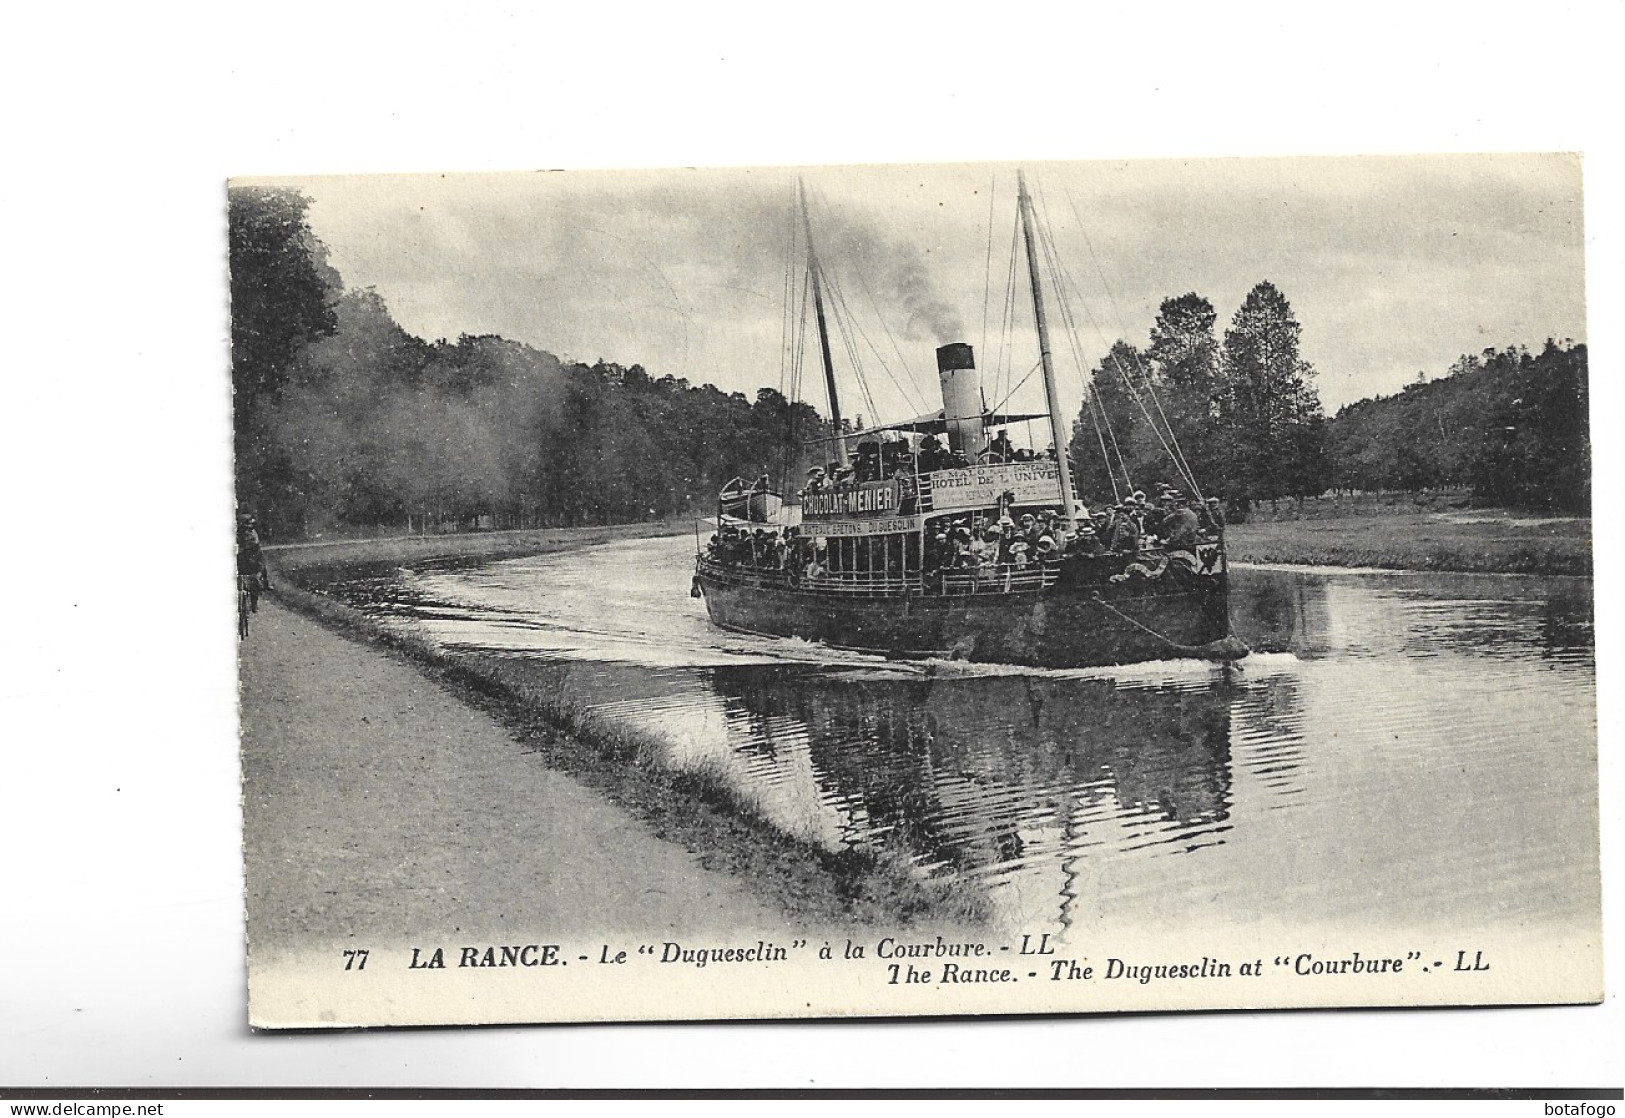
[699,453,1227,602]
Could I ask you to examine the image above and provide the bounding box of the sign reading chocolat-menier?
[802,480,900,518]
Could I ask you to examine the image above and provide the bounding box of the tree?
[229,187,340,533]
[1147,293,1222,496]
[1471,341,1589,512]
[1068,340,1159,505]
[1218,281,1326,512]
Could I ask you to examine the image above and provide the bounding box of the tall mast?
[1017,171,1079,532]
[800,181,847,467]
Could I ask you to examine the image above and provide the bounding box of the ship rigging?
[692,172,1246,668]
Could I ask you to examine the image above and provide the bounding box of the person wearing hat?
[804,540,829,581]
[1092,505,1116,548]
[236,513,270,613]
[916,434,945,474]
[1161,496,1201,552]
[1109,505,1141,553]
[1201,496,1227,535]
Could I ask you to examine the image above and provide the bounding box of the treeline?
[231,187,826,539]
[1328,341,1589,512]
[1066,285,1330,519]
[1065,286,1589,517]
[234,186,1590,538]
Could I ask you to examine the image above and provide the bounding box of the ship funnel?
[935,342,986,461]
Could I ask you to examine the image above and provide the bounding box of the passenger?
[1009,540,1030,569]
[969,526,995,567]
[1108,506,1141,553]
[855,441,882,483]
[1202,496,1227,534]
[1161,498,1200,552]
[916,435,946,474]
[1147,489,1181,541]
[804,537,829,579]
[980,520,1004,563]
[1072,520,1104,556]
[1034,534,1058,565]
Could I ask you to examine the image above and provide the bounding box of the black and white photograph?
[232,156,1599,1027]
[5,3,1620,1100]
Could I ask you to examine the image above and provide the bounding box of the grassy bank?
[1225,504,1591,576]
[265,529,985,929]
[266,519,696,576]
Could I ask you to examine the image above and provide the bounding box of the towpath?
[240,600,784,960]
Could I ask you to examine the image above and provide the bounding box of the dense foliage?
[1328,341,1590,513]
[230,187,825,538]
[1066,283,1588,517]
[234,187,1589,536]
[1068,285,1329,516]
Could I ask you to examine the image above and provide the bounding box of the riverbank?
[241,599,790,959]
[266,519,695,577]
[267,502,1593,580]
[259,526,986,929]
[1225,509,1591,576]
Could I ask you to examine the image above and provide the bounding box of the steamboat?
[693,173,1245,668]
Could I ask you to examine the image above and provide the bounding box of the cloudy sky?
[244,154,1586,424]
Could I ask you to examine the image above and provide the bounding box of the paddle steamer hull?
[695,560,1231,669]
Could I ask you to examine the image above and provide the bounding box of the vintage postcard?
[233,156,1598,1027]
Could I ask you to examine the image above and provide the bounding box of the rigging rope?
[1054,185,1205,500]
[992,214,1022,436]
[1034,193,1199,495]
[979,174,996,377]
[819,258,885,432]
[988,360,1044,417]
[847,262,927,416]
[1023,193,1132,491]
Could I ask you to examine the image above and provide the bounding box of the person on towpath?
[237,514,270,612]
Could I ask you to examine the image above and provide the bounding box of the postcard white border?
[4,0,1620,1090]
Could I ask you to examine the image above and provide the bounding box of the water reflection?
[309,539,1598,934]
[710,667,1257,929]
[1230,567,1594,666]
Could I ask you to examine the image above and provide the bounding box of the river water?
[318,535,1599,937]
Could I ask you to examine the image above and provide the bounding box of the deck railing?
[697,556,920,596]
[697,555,1070,597]
[937,566,1060,595]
